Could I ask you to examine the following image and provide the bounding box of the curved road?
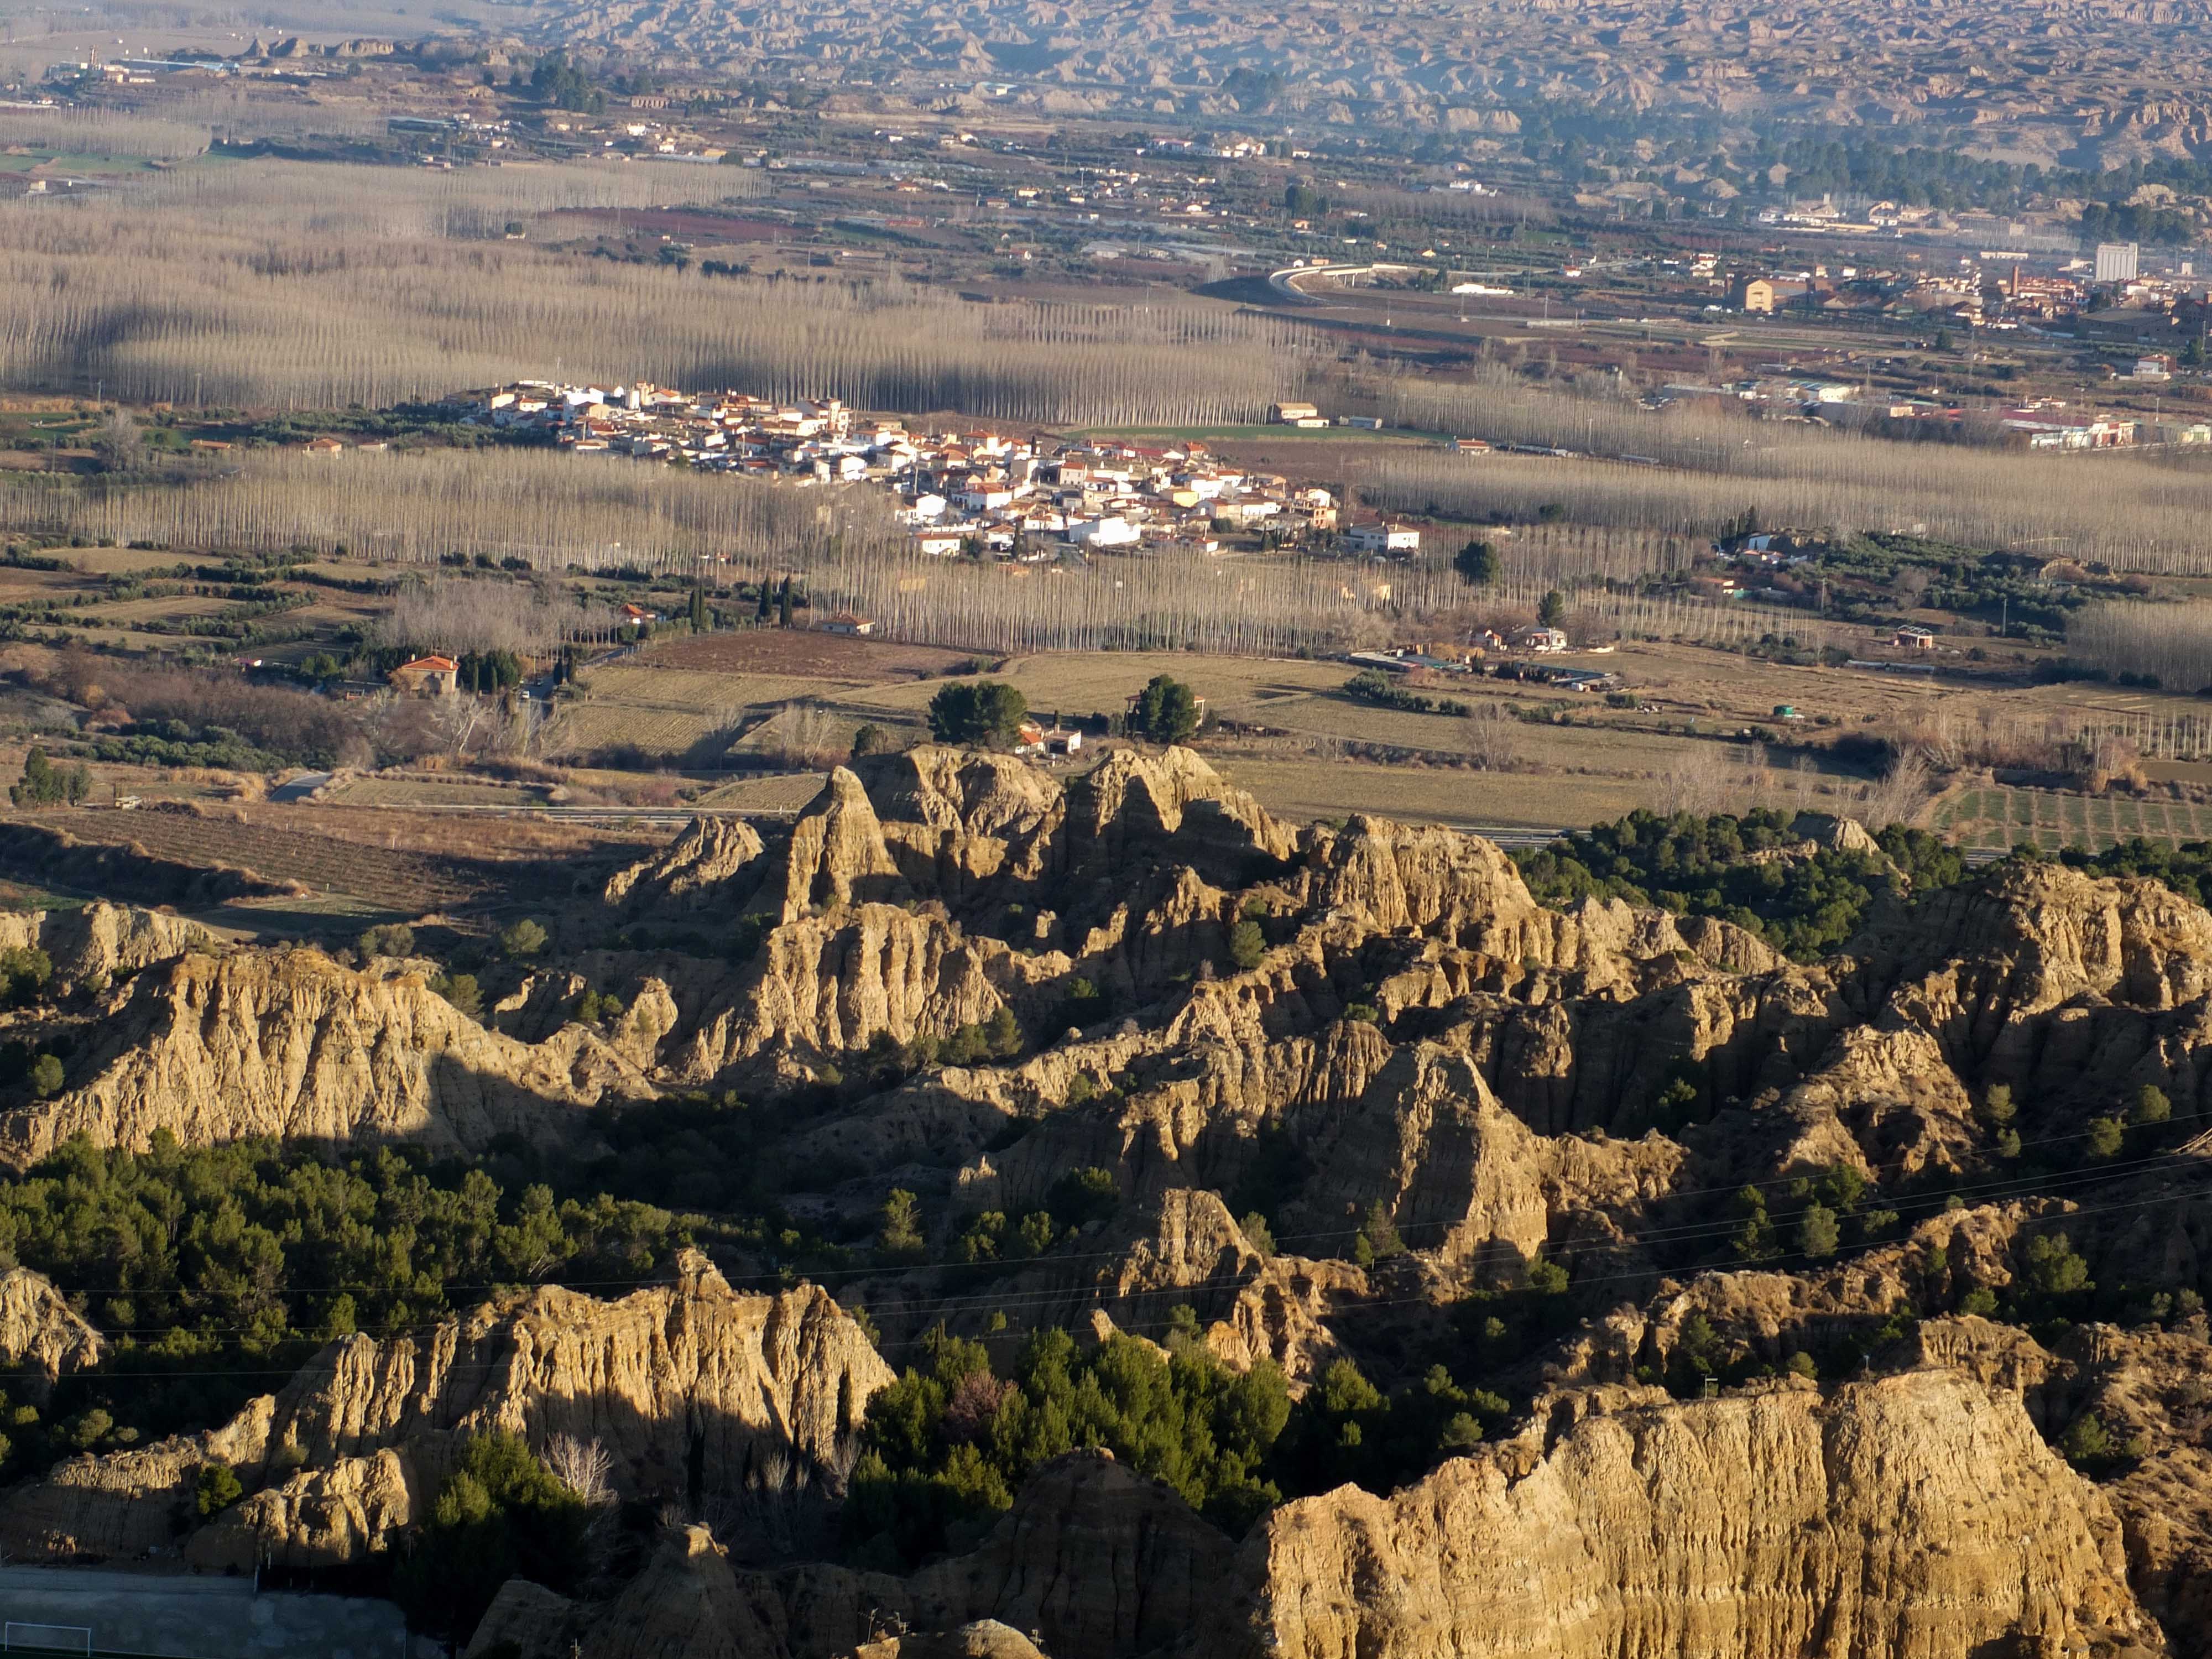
[1266,262,1420,305]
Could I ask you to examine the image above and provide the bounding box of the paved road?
[0,1565,409,1659]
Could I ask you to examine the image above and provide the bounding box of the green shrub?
[431,972,482,1019]
[2023,1232,2092,1297]
[1127,674,1201,744]
[10,747,89,808]
[2058,1411,2111,1467]
[0,947,51,1006]
[1046,1166,1120,1229]
[927,680,1027,748]
[878,1189,925,1260]
[1512,808,1963,963]
[394,1432,590,1641]
[357,923,416,960]
[846,1326,1291,1564]
[196,1460,244,1516]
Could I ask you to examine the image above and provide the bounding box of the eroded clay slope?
[0,1251,889,1568]
[0,947,653,1165]
[1214,1369,2157,1659]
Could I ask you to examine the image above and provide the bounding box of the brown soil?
[637,630,979,680]
[3,804,660,914]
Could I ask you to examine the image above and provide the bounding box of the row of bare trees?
[0,159,1318,419]
[2068,601,2212,694]
[0,99,427,158]
[1350,373,2212,576]
[374,579,615,659]
[0,447,900,573]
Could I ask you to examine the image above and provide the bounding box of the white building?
[1348,521,1422,555]
[1068,515,1141,548]
[2095,242,2141,284]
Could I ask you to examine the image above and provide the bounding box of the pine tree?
[1453,540,1499,586]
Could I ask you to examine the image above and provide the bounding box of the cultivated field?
[555,664,844,761]
[1208,757,1665,830]
[1933,786,2212,853]
[0,799,664,917]
[635,632,978,680]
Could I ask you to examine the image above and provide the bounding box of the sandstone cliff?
[0,946,654,1165]
[604,815,768,913]
[0,1252,891,1569]
[0,1267,103,1385]
[1211,1369,2158,1659]
[1900,1314,2212,1656]
[0,899,205,988]
[461,1371,2170,1659]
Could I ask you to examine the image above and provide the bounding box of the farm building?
[389,655,459,696]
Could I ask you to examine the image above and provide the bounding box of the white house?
[1348,521,1422,555]
[1068,515,1141,548]
[1515,626,1568,653]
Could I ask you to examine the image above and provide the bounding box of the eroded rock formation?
[0,946,654,1165]
[0,1252,889,1569]
[1217,1369,2157,1659]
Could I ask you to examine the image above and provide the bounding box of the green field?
[1935,786,2212,852]
[0,152,161,175]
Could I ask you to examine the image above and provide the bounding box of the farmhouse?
[1347,521,1422,555]
[389,655,458,696]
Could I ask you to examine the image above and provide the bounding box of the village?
[452,379,1384,561]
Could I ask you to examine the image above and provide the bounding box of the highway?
[1265,262,1421,305]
